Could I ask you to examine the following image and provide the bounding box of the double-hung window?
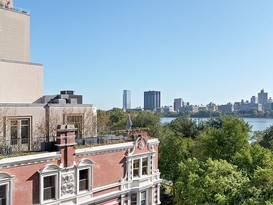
[43,175,56,201]
[39,165,59,204]
[76,159,93,194]
[79,169,89,191]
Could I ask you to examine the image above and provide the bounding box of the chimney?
[55,124,77,167]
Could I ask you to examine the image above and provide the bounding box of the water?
[161,117,273,132]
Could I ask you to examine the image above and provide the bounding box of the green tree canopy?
[175,158,249,205]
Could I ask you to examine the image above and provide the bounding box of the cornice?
[0,152,61,168]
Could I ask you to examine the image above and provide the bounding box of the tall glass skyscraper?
[123,90,131,110]
[144,91,161,111]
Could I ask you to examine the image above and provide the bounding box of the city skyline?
[16,1,273,110]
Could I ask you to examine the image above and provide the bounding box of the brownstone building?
[0,125,161,205]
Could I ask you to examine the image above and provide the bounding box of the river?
[161,117,273,132]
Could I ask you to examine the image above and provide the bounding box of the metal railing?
[0,4,30,15]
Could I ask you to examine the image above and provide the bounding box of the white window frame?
[140,190,147,205]
[0,173,13,205]
[130,190,148,205]
[39,164,60,204]
[132,156,149,178]
[76,159,93,194]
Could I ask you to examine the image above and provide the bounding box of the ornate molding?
[61,173,75,196]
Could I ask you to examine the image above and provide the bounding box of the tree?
[175,158,249,205]
[199,116,251,162]
[232,144,273,176]
[159,127,193,182]
[132,111,161,137]
[168,116,202,139]
[259,126,273,151]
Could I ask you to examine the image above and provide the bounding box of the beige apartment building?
[0,0,43,103]
[0,1,97,151]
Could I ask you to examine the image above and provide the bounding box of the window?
[141,191,146,205]
[133,157,148,177]
[131,193,137,205]
[142,158,148,175]
[39,165,60,204]
[79,169,88,191]
[43,175,56,201]
[0,185,6,205]
[76,159,92,194]
[9,118,30,145]
[133,160,140,177]
[65,115,83,138]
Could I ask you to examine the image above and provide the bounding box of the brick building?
[0,125,161,205]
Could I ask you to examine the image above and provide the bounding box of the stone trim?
[75,142,134,157]
[0,152,60,168]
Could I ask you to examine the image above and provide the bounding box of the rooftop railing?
[0,4,30,15]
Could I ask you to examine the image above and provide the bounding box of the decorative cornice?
[75,142,134,157]
[0,152,61,168]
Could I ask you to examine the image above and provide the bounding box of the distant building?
[207,102,217,111]
[198,105,207,111]
[251,96,257,104]
[239,103,262,112]
[144,91,161,111]
[163,106,175,113]
[258,89,268,105]
[264,103,273,112]
[218,103,234,112]
[181,105,199,113]
[123,90,131,110]
[173,98,183,112]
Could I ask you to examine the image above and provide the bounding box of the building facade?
[258,89,268,105]
[0,2,43,103]
[123,90,131,111]
[144,91,161,111]
[173,98,183,112]
[0,125,161,205]
[0,2,97,152]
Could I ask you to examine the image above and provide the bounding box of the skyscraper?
[144,91,161,111]
[258,89,268,105]
[173,98,183,112]
[123,90,131,110]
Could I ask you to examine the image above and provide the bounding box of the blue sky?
[16,0,273,110]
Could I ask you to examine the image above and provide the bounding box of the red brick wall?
[76,150,126,188]
[1,160,58,205]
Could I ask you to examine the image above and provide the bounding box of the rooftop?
[0,3,30,15]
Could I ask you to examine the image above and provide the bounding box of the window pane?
[0,185,6,205]
[133,160,140,177]
[79,169,88,191]
[141,191,146,205]
[142,158,148,175]
[44,176,55,200]
[66,115,83,138]
[10,124,18,145]
[21,119,29,144]
[131,193,137,205]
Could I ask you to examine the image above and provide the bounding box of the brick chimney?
[55,124,77,167]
